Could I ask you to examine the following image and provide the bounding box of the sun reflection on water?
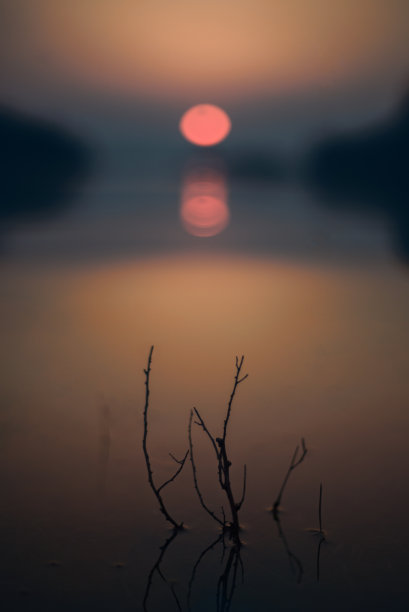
[180,167,230,237]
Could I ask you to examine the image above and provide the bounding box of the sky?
[1,0,409,128]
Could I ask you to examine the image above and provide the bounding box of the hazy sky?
[2,0,409,109]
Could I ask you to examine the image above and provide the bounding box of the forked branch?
[188,409,224,526]
[189,355,248,534]
[222,355,248,443]
[273,438,307,517]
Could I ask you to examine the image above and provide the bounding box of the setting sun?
[179,104,231,146]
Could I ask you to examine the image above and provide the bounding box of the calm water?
[1,173,409,610]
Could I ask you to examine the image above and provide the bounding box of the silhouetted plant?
[188,356,248,535]
[272,438,307,518]
[142,346,189,529]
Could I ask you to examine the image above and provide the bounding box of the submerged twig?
[142,346,189,529]
[273,438,308,517]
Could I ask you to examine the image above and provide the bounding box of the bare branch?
[273,438,308,516]
[318,481,323,534]
[169,452,186,464]
[292,437,307,469]
[142,346,186,529]
[190,355,248,535]
[157,450,189,493]
[193,407,219,459]
[222,355,248,443]
[236,464,247,510]
[188,409,224,526]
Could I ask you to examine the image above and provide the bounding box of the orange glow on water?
[179,104,231,147]
[180,168,229,237]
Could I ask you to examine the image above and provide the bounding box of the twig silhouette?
[188,356,248,534]
[142,346,189,529]
[318,482,323,533]
[188,409,224,526]
[143,528,182,611]
[273,438,307,517]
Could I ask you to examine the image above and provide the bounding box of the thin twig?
[142,346,188,528]
[222,356,248,443]
[157,451,189,493]
[318,482,323,533]
[273,438,308,516]
[188,409,224,526]
[193,407,219,459]
[237,464,247,510]
[190,356,249,534]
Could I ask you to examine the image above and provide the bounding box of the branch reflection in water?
[273,512,303,584]
[143,527,183,612]
[143,529,244,612]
